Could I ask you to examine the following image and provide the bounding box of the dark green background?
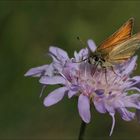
[1,1,140,140]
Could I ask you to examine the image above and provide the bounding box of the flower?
[25,40,140,136]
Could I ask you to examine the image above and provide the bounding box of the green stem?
[78,120,86,140]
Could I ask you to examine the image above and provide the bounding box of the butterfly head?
[88,51,105,66]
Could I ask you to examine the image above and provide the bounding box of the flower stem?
[78,120,86,140]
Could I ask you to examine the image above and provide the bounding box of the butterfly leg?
[91,62,98,76]
[110,66,121,77]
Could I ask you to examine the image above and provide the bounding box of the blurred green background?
[1,1,140,140]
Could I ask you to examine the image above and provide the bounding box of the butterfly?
[88,18,140,68]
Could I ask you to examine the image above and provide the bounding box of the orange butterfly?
[89,18,140,68]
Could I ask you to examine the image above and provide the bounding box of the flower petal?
[49,46,69,60]
[44,64,55,76]
[104,102,115,114]
[122,56,137,75]
[109,113,115,136]
[78,94,91,123]
[39,76,66,85]
[127,87,140,92]
[117,108,135,121]
[87,39,96,52]
[132,76,140,81]
[68,90,78,98]
[73,48,88,62]
[78,48,89,60]
[24,65,48,77]
[129,76,140,91]
[93,97,106,113]
[123,94,140,109]
[74,51,79,62]
[43,87,68,107]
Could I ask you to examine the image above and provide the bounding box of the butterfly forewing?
[89,18,140,66]
[97,18,134,53]
[106,33,140,64]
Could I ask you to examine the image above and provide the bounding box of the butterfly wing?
[106,33,140,64]
[97,18,134,54]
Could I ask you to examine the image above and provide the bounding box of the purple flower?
[25,40,140,136]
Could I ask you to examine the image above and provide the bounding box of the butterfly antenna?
[77,36,86,47]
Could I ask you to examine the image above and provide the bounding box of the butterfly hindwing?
[106,33,140,64]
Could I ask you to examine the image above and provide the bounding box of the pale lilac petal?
[113,98,125,108]
[49,46,69,60]
[68,90,78,98]
[93,97,106,113]
[109,113,115,136]
[78,48,89,60]
[62,68,72,82]
[117,108,135,121]
[39,76,66,85]
[70,85,80,91]
[131,83,140,91]
[78,94,91,123]
[122,56,137,75]
[74,51,79,62]
[80,62,92,77]
[127,87,140,92]
[52,62,64,72]
[125,76,140,90]
[129,76,140,91]
[44,87,68,107]
[123,94,140,109]
[105,102,115,114]
[131,76,140,86]
[132,76,140,81]
[87,39,96,52]
[24,65,48,77]
[44,64,54,76]
[73,49,88,62]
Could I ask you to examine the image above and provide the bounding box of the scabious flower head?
[25,40,140,136]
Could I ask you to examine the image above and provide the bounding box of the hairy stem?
[78,120,86,140]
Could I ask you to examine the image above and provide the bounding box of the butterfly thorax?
[88,50,113,68]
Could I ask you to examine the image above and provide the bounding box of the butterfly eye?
[94,56,99,61]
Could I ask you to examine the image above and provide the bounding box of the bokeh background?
[1,1,140,140]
